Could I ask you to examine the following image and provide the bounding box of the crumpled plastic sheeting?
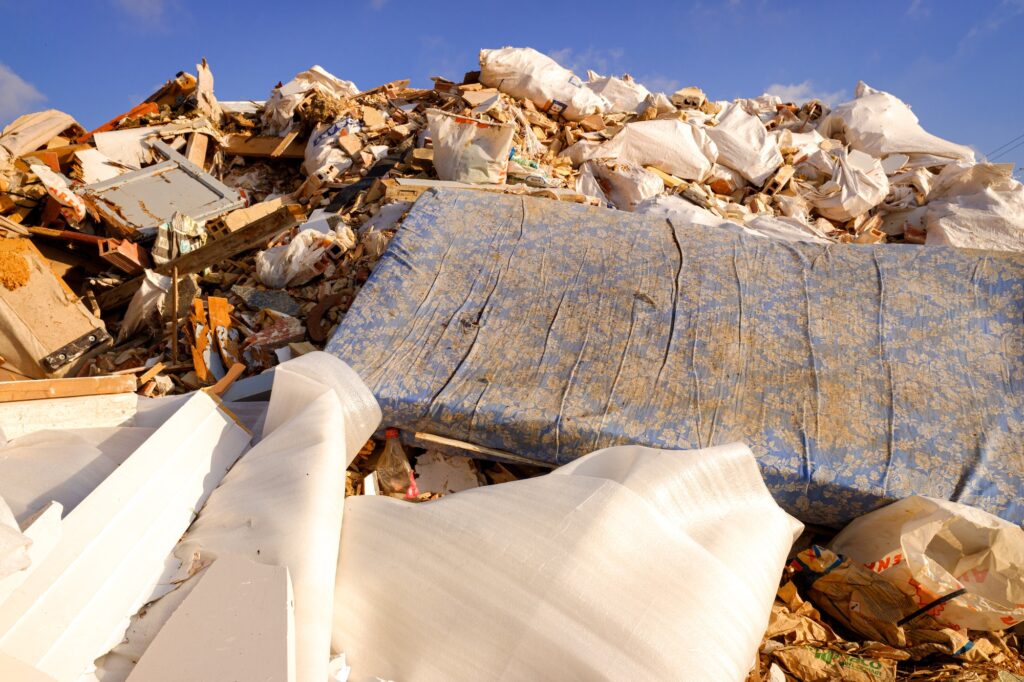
[705,102,783,185]
[819,82,975,162]
[93,352,381,682]
[592,118,717,181]
[798,148,889,222]
[256,227,356,288]
[262,65,359,136]
[304,116,360,176]
[586,160,663,211]
[334,442,803,682]
[479,47,609,121]
[831,496,1024,632]
[328,189,1024,527]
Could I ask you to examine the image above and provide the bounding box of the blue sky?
[2,0,1022,171]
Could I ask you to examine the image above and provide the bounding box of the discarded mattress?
[328,189,1024,527]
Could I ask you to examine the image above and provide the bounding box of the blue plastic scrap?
[328,189,1024,527]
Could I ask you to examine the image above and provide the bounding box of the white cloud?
[0,63,45,125]
[114,0,165,20]
[958,0,1024,54]
[547,47,625,75]
[907,0,930,17]
[638,74,681,94]
[764,80,848,106]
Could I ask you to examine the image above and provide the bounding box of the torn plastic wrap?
[262,65,359,136]
[334,442,803,681]
[585,71,652,114]
[798,148,889,222]
[328,189,1024,527]
[705,102,783,186]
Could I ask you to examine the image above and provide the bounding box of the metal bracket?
[41,327,111,371]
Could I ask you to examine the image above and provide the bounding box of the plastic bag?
[479,47,608,121]
[587,160,664,211]
[798,148,889,222]
[592,118,717,181]
[304,116,360,177]
[924,186,1024,252]
[426,109,514,184]
[830,496,1024,632]
[818,82,974,162]
[586,71,651,114]
[705,103,783,186]
[333,442,803,682]
[255,228,354,289]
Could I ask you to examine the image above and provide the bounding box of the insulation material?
[592,118,717,181]
[334,442,803,682]
[705,103,784,185]
[479,47,608,121]
[328,189,1024,527]
[0,495,29,583]
[95,352,381,682]
[426,110,514,185]
[831,496,1024,632]
[819,82,975,162]
[798,148,889,222]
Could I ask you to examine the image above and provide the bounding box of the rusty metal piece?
[306,293,345,343]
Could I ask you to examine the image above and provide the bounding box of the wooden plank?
[270,130,299,158]
[222,134,305,159]
[184,132,209,168]
[0,375,136,403]
[97,204,305,311]
[136,362,165,387]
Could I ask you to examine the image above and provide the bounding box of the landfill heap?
[1,47,1022,389]
[0,47,1023,682]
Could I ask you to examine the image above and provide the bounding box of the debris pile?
[1,47,1021,390]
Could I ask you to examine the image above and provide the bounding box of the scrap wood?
[0,374,136,403]
[221,133,305,159]
[96,204,304,310]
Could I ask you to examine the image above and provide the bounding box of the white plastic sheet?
[333,442,803,682]
[705,103,783,186]
[593,118,717,181]
[95,352,381,682]
[819,82,974,162]
[479,47,608,121]
[831,496,1024,632]
[304,116,360,177]
[255,227,355,289]
[426,110,514,184]
[263,66,359,136]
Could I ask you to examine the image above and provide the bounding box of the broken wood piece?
[97,205,305,310]
[185,133,209,168]
[170,266,180,364]
[205,362,246,397]
[207,296,241,368]
[0,375,137,403]
[222,134,305,159]
[136,362,166,387]
[644,166,686,189]
[270,130,299,158]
